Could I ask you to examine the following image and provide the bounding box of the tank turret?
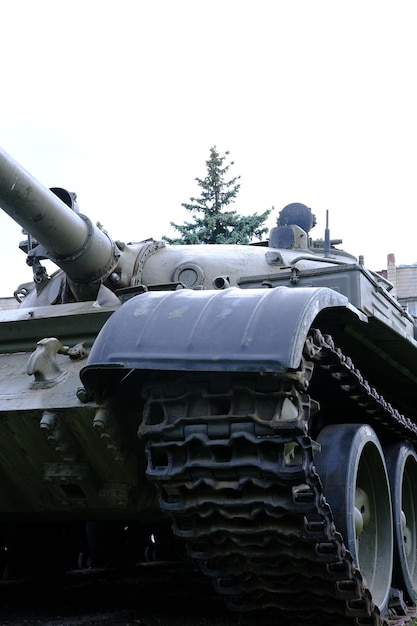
[0,147,361,309]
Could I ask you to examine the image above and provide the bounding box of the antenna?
[324,210,330,257]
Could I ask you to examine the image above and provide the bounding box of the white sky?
[0,0,416,297]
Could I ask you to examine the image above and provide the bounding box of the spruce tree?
[163,147,271,244]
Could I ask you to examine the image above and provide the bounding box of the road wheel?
[385,441,417,603]
[314,423,393,613]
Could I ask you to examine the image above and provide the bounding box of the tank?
[0,145,416,624]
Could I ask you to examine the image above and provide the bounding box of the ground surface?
[0,562,242,626]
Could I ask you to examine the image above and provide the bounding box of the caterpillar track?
[138,330,417,626]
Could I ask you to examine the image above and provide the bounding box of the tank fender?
[81,286,364,390]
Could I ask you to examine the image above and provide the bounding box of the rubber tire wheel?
[314,423,393,613]
[384,441,417,603]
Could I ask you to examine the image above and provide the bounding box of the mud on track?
[0,562,241,626]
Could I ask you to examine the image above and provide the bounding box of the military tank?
[0,145,416,624]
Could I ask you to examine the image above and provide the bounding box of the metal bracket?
[27,337,69,387]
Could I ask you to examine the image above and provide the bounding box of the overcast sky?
[0,0,416,297]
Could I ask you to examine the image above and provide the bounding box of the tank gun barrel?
[0,146,119,299]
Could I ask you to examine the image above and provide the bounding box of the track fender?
[82,286,362,386]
